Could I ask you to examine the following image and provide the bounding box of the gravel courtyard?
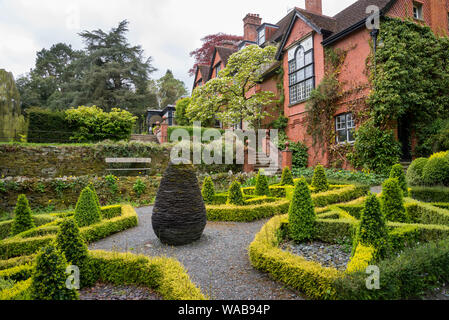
[89,206,303,300]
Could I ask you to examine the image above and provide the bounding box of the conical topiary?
[88,182,101,209]
[280,167,294,186]
[55,218,95,287]
[201,177,215,204]
[381,178,408,223]
[227,181,245,206]
[354,193,389,259]
[288,177,316,242]
[255,170,270,196]
[30,245,79,300]
[10,194,35,236]
[390,164,408,196]
[152,162,207,246]
[311,164,329,192]
[74,187,102,227]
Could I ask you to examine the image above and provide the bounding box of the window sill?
[336,141,355,146]
[289,98,311,107]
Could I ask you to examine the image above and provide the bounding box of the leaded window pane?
[296,47,305,68]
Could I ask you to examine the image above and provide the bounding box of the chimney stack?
[305,0,322,15]
[243,13,262,42]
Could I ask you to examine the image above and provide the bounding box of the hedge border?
[0,205,138,259]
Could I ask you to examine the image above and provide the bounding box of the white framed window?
[258,28,266,45]
[413,2,423,20]
[288,46,314,105]
[336,113,355,144]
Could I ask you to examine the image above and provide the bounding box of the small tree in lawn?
[280,167,294,186]
[381,178,408,223]
[354,193,389,259]
[201,177,215,204]
[30,245,79,300]
[10,194,35,236]
[311,164,329,192]
[255,170,270,196]
[74,187,101,227]
[55,218,95,287]
[389,164,408,196]
[227,181,244,206]
[187,45,277,128]
[288,177,316,242]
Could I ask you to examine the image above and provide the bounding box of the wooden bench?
[105,158,152,173]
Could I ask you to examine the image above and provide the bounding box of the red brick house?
[192,0,449,167]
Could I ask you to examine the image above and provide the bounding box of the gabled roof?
[274,0,397,58]
[208,46,238,79]
[192,64,211,91]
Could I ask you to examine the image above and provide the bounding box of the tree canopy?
[189,33,242,76]
[187,45,277,128]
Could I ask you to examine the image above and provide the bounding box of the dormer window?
[258,28,265,45]
[413,2,423,20]
[197,79,203,87]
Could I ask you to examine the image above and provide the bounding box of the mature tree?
[174,97,192,126]
[156,70,187,108]
[16,21,157,114]
[187,45,277,128]
[189,33,243,76]
[75,20,156,111]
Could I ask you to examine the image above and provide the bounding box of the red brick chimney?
[243,13,262,42]
[305,0,322,15]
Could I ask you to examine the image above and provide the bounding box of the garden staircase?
[400,161,411,173]
[130,134,160,144]
[253,151,282,176]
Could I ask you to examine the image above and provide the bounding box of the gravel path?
[90,207,303,300]
[79,283,161,300]
[280,241,351,271]
[370,186,382,194]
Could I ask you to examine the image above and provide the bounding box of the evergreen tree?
[390,164,408,196]
[311,164,329,192]
[201,176,215,204]
[227,181,244,206]
[381,178,408,223]
[156,70,187,108]
[74,187,102,227]
[355,193,389,259]
[288,177,316,242]
[10,194,35,236]
[254,170,270,196]
[280,167,294,186]
[30,245,79,300]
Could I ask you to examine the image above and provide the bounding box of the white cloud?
[0,0,357,89]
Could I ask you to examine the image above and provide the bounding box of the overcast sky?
[0,0,357,90]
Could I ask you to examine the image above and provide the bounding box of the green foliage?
[201,177,215,204]
[10,195,35,236]
[87,182,101,209]
[133,179,147,197]
[422,156,449,186]
[354,194,389,259]
[288,178,316,242]
[292,167,387,186]
[381,178,408,223]
[226,181,244,206]
[188,45,277,128]
[174,97,192,126]
[74,187,102,227]
[406,158,428,186]
[348,120,401,174]
[280,167,294,186]
[55,218,95,287]
[65,105,137,143]
[390,164,408,196]
[415,118,449,157]
[254,170,271,196]
[311,165,329,192]
[26,107,73,143]
[410,186,449,203]
[155,70,188,108]
[0,69,27,143]
[30,245,78,300]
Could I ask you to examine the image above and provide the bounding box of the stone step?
[130,134,160,144]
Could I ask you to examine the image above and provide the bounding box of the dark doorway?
[398,114,412,162]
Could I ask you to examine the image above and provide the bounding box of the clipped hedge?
[0,205,138,259]
[410,186,449,203]
[248,215,340,299]
[0,215,55,240]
